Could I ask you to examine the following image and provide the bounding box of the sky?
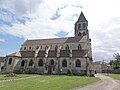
[0,0,120,62]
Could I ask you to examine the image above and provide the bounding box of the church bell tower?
[75,12,88,37]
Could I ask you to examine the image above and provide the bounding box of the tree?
[112,53,120,69]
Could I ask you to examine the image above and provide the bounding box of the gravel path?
[76,74,120,90]
[0,75,40,83]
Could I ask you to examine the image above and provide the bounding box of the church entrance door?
[48,66,52,74]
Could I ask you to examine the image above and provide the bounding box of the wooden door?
[48,66,52,74]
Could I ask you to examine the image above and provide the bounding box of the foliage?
[112,53,120,69]
[0,75,100,90]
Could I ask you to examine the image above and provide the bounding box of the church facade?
[3,12,94,75]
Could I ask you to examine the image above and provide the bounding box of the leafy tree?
[112,53,120,69]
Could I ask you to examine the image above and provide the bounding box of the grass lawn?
[0,74,38,80]
[0,75,100,90]
[107,74,120,80]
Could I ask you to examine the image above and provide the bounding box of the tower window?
[83,23,86,28]
[83,32,86,36]
[78,32,81,36]
[78,24,81,29]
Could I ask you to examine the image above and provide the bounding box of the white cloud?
[0,38,6,42]
[1,0,120,61]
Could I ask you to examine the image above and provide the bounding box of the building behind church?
[3,12,95,76]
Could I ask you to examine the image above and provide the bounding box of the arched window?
[76,59,81,67]
[21,60,25,67]
[78,24,81,29]
[78,44,82,50]
[83,32,86,36]
[29,59,34,66]
[50,59,54,65]
[38,59,43,66]
[78,32,81,36]
[8,58,12,65]
[55,45,58,51]
[29,47,32,50]
[66,45,69,50]
[62,59,67,67]
[83,23,86,28]
[24,47,26,50]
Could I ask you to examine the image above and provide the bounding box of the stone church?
[3,12,94,75]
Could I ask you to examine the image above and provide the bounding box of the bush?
[4,73,17,77]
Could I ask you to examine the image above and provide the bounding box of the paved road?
[76,74,120,90]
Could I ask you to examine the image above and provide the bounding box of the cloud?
[0,0,43,16]
[0,38,6,42]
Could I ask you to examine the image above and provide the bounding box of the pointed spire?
[77,11,87,22]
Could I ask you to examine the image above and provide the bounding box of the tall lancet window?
[21,60,25,67]
[83,23,86,28]
[83,32,86,36]
[78,24,81,29]
[76,59,81,67]
[38,59,43,66]
[62,59,67,67]
[29,59,34,66]
[78,32,81,36]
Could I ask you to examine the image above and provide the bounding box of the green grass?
[107,74,120,80]
[0,75,100,90]
[0,74,38,80]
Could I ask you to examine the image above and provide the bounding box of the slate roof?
[37,51,45,58]
[6,50,87,58]
[77,11,87,22]
[0,57,5,62]
[60,50,70,57]
[72,50,86,57]
[7,52,21,57]
[23,36,83,45]
[20,51,35,58]
[48,50,57,58]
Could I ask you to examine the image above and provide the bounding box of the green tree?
[112,53,120,69]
